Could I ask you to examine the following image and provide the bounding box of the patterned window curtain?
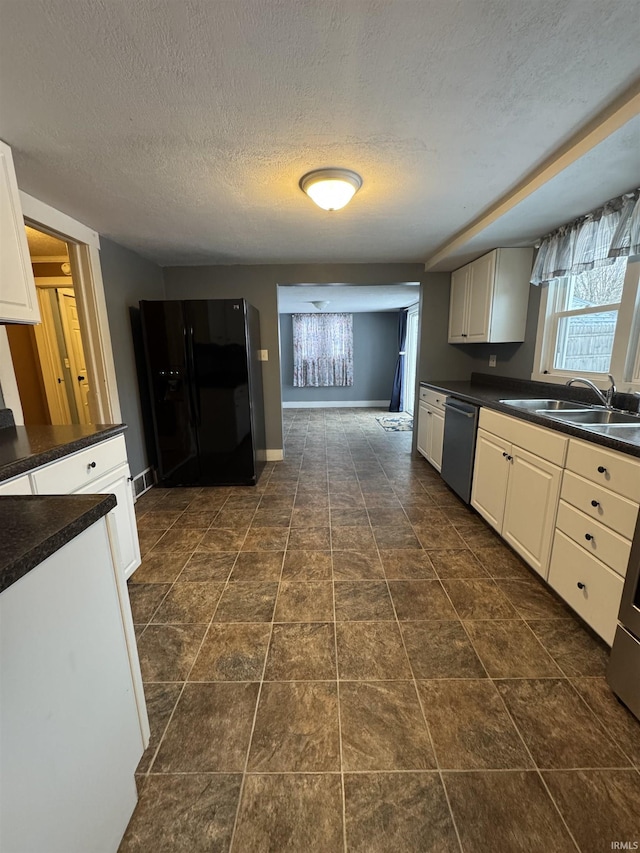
[292,313,353,387]
[530,188,640,286]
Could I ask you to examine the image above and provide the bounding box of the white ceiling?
[0,0,639,268]
[278,283,420,314]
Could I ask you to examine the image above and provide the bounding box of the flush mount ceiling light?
[299,168,363,211]
[310,300,330,311]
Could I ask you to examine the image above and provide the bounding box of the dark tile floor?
[120,408,640,852]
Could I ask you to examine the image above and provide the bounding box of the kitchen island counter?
[0,493,116,594]
[0,422,126,483]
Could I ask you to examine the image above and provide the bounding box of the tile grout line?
[330,432,349,853]
[139,480,262,784]
[227,461,285,853]
[435,557,583,851]
[355,447,467,853]
[377,510,467,853]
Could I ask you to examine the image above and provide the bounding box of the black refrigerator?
[139,299,266,486]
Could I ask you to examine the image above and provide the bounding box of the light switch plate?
[489,354,497,367]
[258,349,268,361]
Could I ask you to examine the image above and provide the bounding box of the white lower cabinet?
[470,429,510,531]
[417,388,446,472]
[1,433,141,579]
[0,474,31,495]
[0,516,147,852]
[548,531,624,646]
[471,413,639,646]
[502,447,562,579]
[416,401,430,458]
[547,438,640,645]
[76,463,140,579]
[471,413,562,578]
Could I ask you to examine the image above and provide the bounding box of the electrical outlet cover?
[489,354,497,367]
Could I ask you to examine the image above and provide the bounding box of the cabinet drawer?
[419,387,447,410]
[32,435,127,495]
[560,470,639,539]
[478,409,567,466]
[566,439,640,502]
[0,474,32,495]
[548,530,623,646]
[556,500,631,578]
[478,408,512,440]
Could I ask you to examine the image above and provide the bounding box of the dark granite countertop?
[0,493,117,594]
[420,373,640,459]
[0,423,127,483]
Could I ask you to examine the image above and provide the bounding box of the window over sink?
[533,258,640,391]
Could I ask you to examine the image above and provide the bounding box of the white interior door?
[59,288,91,424]
[33,287,72,424]
[403,305,419,415]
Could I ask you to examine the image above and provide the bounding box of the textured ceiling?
[24,226,68,258]
[0,0,639,267]
[278,283,420,314]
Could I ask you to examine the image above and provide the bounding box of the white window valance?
[530,188,640,286]
[292,313,353,387]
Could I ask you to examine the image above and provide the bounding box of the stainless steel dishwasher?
[440,398,479,504]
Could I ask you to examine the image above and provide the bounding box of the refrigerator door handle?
[187,326,202,426]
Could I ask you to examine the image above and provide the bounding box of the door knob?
[77,375,85,382]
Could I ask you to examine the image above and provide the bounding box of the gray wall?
[100,238,165,477]
[426,280,541,381]
[449,284,541,379]
[279,311,399,404]
[162,263,540,451]
[163,263,430,451]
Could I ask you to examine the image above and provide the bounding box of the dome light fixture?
[299,168,362,211]
[310,300,330,311]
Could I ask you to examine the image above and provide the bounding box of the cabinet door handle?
[502,452,508,457]
[577,582,586,590]
[591,500,600,507]
[597,466,607,474]
[584,533,593,542]
[88,461,97,469]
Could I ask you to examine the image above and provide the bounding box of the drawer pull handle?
[597,466,607,474]
[88,461,97,469]
[502,452,508,458]
[591,500,599,507]
[577,582,586,590]
[584,533,593,542]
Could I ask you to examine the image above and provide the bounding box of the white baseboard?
[265,449,284,461]
[282,400,390,409]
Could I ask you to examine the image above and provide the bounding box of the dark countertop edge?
[0,493,117,594]
[0,424,127,483]
[420,380,640,459]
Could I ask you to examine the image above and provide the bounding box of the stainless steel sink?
[499,399,589,412]
[547,410,640,426]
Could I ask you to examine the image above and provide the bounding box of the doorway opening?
[276,282,420,420]
[403,303,420,416]
[5,226,91,425]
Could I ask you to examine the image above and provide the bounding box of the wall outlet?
[258,349,269,361]
[489,354,497,368]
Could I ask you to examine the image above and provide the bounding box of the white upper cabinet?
[448,248,533,344]
[0,140,39,324]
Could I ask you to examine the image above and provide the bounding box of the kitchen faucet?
[565,374,616,409]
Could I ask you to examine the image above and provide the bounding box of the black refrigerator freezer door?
[185,300,257,485]
[140,300,199,486]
